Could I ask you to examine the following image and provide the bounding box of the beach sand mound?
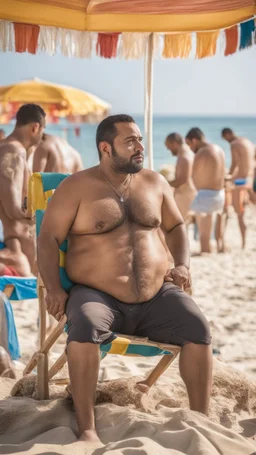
[1,359,255,454]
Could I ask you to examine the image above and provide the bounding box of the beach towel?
[0,292,20,360]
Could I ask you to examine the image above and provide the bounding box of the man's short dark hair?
[16,104,46,127]
[96,114,135,161]
[185,127,205,141]
[166,132,183,145]
[221,127,233,137]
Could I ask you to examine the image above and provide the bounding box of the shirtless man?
[33,133,83,173]
[165,133,196,223]
[186,128,225,254]
[0,129,6,140]
[0,104,46,272]
[38,115,212,445]
[221,128,255,248]
[0,238,32,277]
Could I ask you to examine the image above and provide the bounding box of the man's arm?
[37,176,79,291]
[229,143,238,177]
[160,175,190,270]
[32,143,49,172]
[0,146,28,220]
[169,156,189,189]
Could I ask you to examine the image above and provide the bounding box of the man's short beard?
[111,146,143,174]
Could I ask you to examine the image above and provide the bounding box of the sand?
[0,204,256,454]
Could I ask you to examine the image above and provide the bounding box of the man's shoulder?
[139,168,165,182]
[59,166,97,186]
[0,139,25,156]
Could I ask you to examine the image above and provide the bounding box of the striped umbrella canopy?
[0,1,255,32]
[0,1,255,168]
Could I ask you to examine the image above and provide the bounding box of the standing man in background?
[0,104,46,274]
[33,133,83,174]
[165,133,196,223]
[222,128,255,248]
[186,128,225,254]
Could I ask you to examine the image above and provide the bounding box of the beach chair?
[24,172,181,400]
[0,274,37,361]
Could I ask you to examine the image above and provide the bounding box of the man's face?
[165,140,177,156]
[222,133,232,143]
[110,122,144,174]
[30,118,46,146]
[186,138,200,153]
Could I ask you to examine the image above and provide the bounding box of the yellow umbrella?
[0,78,111,123]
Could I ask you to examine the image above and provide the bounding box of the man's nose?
[137,141,144,152]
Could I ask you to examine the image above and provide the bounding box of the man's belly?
[65,230,169,303]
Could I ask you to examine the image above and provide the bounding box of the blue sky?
[0,46,256,115]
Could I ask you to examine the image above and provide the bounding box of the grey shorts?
[66,283,211,347]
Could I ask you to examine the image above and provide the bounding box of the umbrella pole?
[145,33,154,171]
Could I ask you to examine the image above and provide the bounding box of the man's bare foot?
[0,347,16,379]
[78,429,104,447]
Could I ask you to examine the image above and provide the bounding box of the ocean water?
[2,116,256,170]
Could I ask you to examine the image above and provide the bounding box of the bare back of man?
[186,128,225,253]
[33,134,83,174]
[0,238,32,277]
[222,129,255,248]
[165,133,196,223]
[0,104,46,273]
[0,138,34,268]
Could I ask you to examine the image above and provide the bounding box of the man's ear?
[99,141,111,159]
[31,122,40,134]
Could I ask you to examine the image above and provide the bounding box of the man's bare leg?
[179,343,212,415]
[238,213,246,249]
[67,341,102,444]
[196,214,212,253]
[215,213,226,253]
[232,188,247,249]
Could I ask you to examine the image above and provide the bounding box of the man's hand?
[164,265,191,290]
[45,288,68,321]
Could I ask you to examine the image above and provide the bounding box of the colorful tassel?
[239,19,255,50]
[224,26,238,56]
[0,21,14,52]
[196,31,220,59]
[59,28,73,57]
[14,23,39,54]
[38,26,59,56]
[96,33,120,58]
[119,33,147,59]
[73,31,94,59]
[163,34,192,59]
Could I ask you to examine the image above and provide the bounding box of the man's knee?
[66,301,114,346]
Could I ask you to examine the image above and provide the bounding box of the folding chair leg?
[38,285,46,348]
[37,353,49,400]
[48,351,67,381]
[139,351,180,390]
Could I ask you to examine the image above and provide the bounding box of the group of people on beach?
[0,103,255,446]
[165,127,256,253]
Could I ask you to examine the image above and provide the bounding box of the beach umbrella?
[0,78,111,124]
[0,1,255,167]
